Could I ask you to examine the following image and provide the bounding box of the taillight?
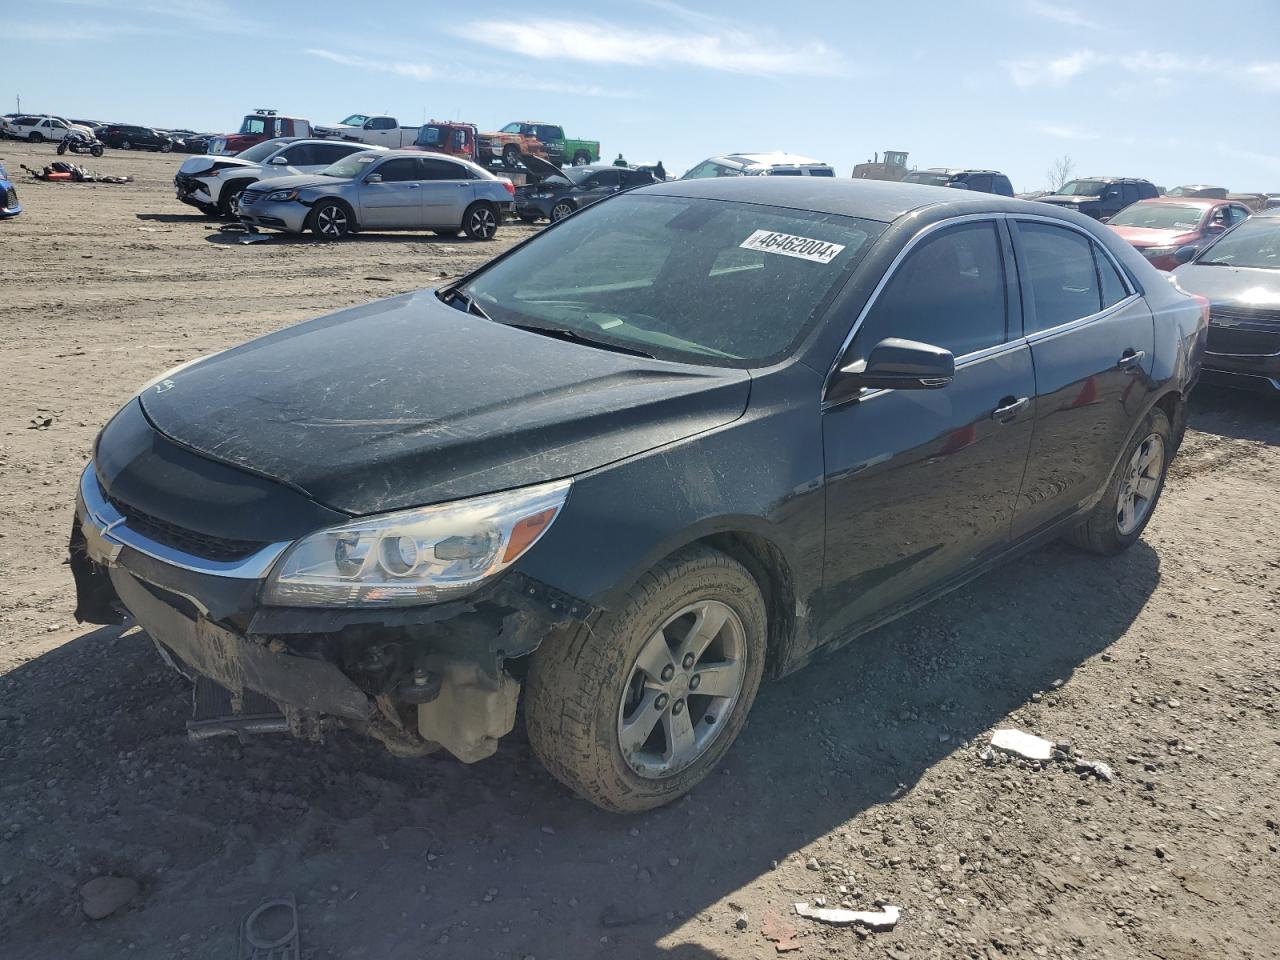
[502,180,515,197]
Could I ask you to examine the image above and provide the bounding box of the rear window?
[808,168,835,177]
[460,194,882,366]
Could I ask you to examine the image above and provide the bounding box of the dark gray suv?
[902,168,1014,196]
[1039,177,1159,221]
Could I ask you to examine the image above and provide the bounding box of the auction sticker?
[740,230,845,264]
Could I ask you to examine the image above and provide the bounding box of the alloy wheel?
[1117,433,1164,535]
[616,600,747,779]
[469,206,497,239]
[316,205,348,238]
[551,202,574,222]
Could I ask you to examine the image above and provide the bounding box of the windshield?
[903,171,953,187]
[416,125,445,147]
[458,194,881,366]
[236,139,290,162]
[1057,179,1107,196]
[1108,204,1204,231]
[1196,218,1280,269]
[238,117,268,136]
[340,114,369,126]
[320,152,381,178]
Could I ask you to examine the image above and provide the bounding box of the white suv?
[682,152,836,179]
[2,115,94,143]
[174,138,385,216]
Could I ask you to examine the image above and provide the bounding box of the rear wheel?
[56,141,68,155]
[309,199,354,240]
[29,132,44,143]
[502,145,521,169]
[160,141,172,154]
[573,150,592,166]
[525,547,767,813]
[120,140,131,150]
[90,144,104,158]
[1065,407,1172,555]
[549,200,575,223]
[462,202,499,241]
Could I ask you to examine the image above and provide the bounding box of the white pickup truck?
[313,114,421,149]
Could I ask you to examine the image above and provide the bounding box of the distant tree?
[1047,155,1076,192]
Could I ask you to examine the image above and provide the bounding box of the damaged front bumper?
[71,464,591,761]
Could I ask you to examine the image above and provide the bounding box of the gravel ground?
[1,141,1279,960]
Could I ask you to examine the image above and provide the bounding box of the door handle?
[408,184,420,189]
[991,396,1029,421]
[1117,349,1145,370]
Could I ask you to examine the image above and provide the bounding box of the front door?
[358,157,424,229]
[1008,219,1155,540]
[820,218,1036,639]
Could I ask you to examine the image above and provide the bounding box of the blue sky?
[6,0,1280,191]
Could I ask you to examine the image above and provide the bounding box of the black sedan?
[515,155,657,222]
[71,178,1205,813]
[1173,209,1280,393]
[99,124,180,152]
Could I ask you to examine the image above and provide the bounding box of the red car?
[1107,197,1252,270]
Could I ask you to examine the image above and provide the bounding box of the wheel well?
[1154,390,1186,451]
[312,196,357,226]
[699,532,797,679]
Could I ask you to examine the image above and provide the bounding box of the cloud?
[1216,144,1280,177]
[9,20,173,40]
[1024,1,1100,30]
[49,0,263,35]
[304,49,637,100]
[1005,49,1104,87]
[456,18,847,77]
[1037,124,1100,141]
[1244,62,1280,90]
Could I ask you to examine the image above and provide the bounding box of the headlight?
[263,478,571,607]
[265,188,299,202]
[1143,245,1179,258]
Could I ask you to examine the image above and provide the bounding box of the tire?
[309,199,354,239]
[196,202,219,217]
[573,150,591,166]
[91,145,103,158]
[120,140,131,150]
[57,141,68,155]
[160,141,172,153]
[502,145,521,169]
[432,229,460,237]
[462,202,499,241]
[549,200,575,223]
[1065,407,1172,555]
[518,213,540,224]
[218,181,251,217]
[29,132,44,143]
[525,547,768,813]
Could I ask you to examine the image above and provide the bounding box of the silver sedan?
[235,149,516,240]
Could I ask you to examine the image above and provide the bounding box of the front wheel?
[160,141,172,153]
[572,150,592,166]
[1065,407,1172,555]
[502,145,521,169]
[309,200,354,240]
[525,547,767,813]
[57,141,68,155]
[120,140,131,150]
[462,202,499,241]
[29,132,44,143]
[91,145,104,157]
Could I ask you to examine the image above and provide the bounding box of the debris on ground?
[80,875,140,920]
[1075,758,1115,781]
[990,728,1055,761]
[793,901,900,931]
[238,894,300,960]
[20,162,131,184]
[761,912,802,953]
[28,415,54,430]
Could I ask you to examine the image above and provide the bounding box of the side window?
[280,143,316,166]
[1093,243,1130,309]
[1121,183,1139,204]
[1017,222,1103,332]
[590,169,622,188]
[536,125,562,142]
[620,170,655,188]
[500,123,520,133]
[420,158,467,180]
[857,221,1008,358]
[993,176,1014,197]
[1228,205,1250,225]
[375,158,420,182]
[1139,183,1158,199]
[369,117,396,131]
[1101,183,1122,203]
[966,174,992,193]
[314,143,361,164]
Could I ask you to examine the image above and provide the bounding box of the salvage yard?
[3,140,1280,959]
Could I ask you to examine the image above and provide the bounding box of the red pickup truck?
[207,109,313,156]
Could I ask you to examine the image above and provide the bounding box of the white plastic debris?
[1075,759,1115,782]
[990,728,1055,761]
[793,902,900,931]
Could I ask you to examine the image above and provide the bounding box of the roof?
[1128,197,1224,209]
[724,152,829,167]
[640,176,1041,224]
[1081,176,1154,182]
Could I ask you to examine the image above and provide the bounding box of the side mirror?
[827,337,955,404]
[1175,245,1198,265]
[364,173,383,184]
[269,156,288,165]
[1206,222,1225,233]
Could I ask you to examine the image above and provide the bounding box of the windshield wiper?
[503,322,657,358]
[443,287,492,321]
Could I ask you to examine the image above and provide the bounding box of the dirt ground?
[2,140,1279,960]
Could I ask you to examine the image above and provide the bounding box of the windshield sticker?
[740,230,846,264]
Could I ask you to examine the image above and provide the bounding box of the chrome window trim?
[830,336,1032,407]
[822,212,1007,391]
[1010,213,1138,298]
[1022,293,1143,345]
[77,464,292,580]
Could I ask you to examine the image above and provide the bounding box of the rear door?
[358,157,424,228]
[306,142,365,174]
[579,169,623,207]
[820,217,1036,637]
[1009,219,1154,540]
[417,157,474,226]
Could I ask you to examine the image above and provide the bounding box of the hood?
[178,154,255,176]
[138,290,751,516]
[520,154,571,184]
[1039,194,1099,205]
[1172,263,1280,307]
[1109,226,1197,248]
[253,174,341,191]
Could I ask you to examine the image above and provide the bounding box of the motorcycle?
[57,131,105,158]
